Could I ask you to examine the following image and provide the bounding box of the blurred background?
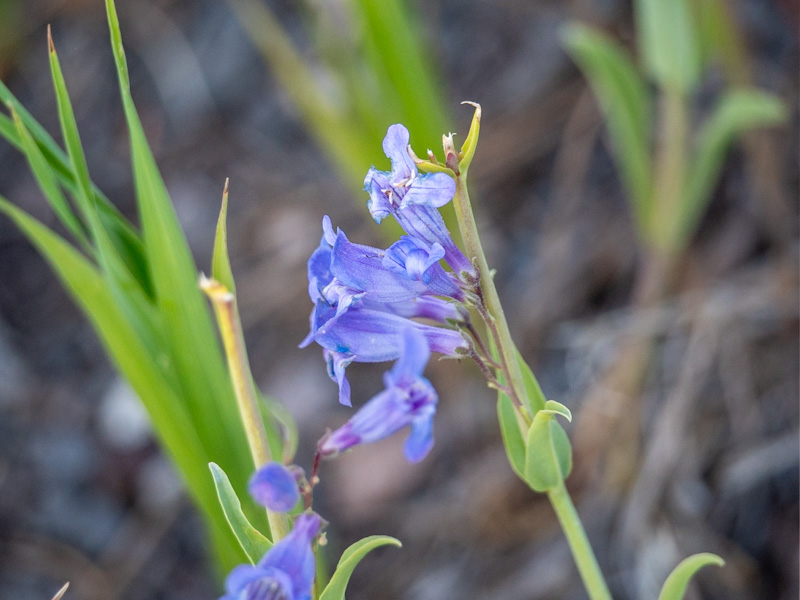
[0,0,797,599]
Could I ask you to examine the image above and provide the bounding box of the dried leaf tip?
[47,24,55,54]
[51,582,69,600]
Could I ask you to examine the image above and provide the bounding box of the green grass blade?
[0,81,153,297]
[105,0,259,531]
[349,0,448,154]
[9,105,90,250]
[0,195,242,568]
[212,179,236,295]
[562,24,654,234]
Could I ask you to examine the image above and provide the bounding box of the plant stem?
[548,481,613,600]
[201,276,291,542]
[452,175,530,417]
[653,87,688,253]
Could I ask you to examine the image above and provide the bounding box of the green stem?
[201,277,291,542]
[548,481,613,600]
[653,88,688,254]
[452,174,530,418]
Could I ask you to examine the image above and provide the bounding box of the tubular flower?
[301,216,468,406]
[364,124,474,276]
[249,463,300,513]
[220,513,322,600]
[319,329,439,463]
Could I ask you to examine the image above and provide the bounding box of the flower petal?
[382,124,416,181]
[389,328,430,382]
[259,513,321,600]
[404,415,435,462]
[400,172,455,209]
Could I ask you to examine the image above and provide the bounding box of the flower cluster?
[302,124,475,461]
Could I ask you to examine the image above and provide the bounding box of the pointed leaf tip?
[47,24,55,54]
[543,400,572,422]
[657,553,724,600]
[319,536,402,600]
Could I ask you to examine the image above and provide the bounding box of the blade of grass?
[0,195,243,569]
[105,0,264,535]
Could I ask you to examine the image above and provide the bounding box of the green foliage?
[319,536,402,600]
[562,24,653,231]
[635,0,701,93]
[677,90,787,246]
[563,3,786,256]
[524,409,572,493]
[0,0,295,572]
[497,392,526,479]
[228,0,454,237]
[657,553,724,600]
[209,463,273,564]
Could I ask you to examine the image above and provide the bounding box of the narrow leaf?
[9,105,89,249]
[657,553,724,600]
[676,90,786,245]
[562,24,653,231]
[105,0,255,512]
[497,392,526,479]
[209,462,273,563]
[212,178,236,295]
[319,536,402,600]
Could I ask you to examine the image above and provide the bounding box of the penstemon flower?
[301,215,468,406]
[249,463,301,513]
[221,512,321,600]
[364,124,474,277]
[318,328,438,463]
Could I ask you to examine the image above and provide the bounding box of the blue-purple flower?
[220,512,321,600]
[249,463,300,513]
[318,329,439,463]
[364,124,474,276]
[301,216,468,406]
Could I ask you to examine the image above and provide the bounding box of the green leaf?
[543,400,572,422]
[524,411,572,493]
[319,536,402,600]
[497,392,526,479]
[0,196,243,565]
[0,67,153,299]
[635,0,702,93]
[105,0,254,507]
[657,553,724,600]
[675,90,786,246]
[458,102,481,174]
[518,350,547,414]
[212,179,236,295]
[209,462,272,563]
[562,24,653,233]
[9,105,89,250]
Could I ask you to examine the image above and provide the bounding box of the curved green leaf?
[657,552,724,600]
[209,462,272,564]
[524,411,572,493]
[676,89,786,246]
[543,400,572,422]
[562,24,653,232]
[319,536,402,600]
